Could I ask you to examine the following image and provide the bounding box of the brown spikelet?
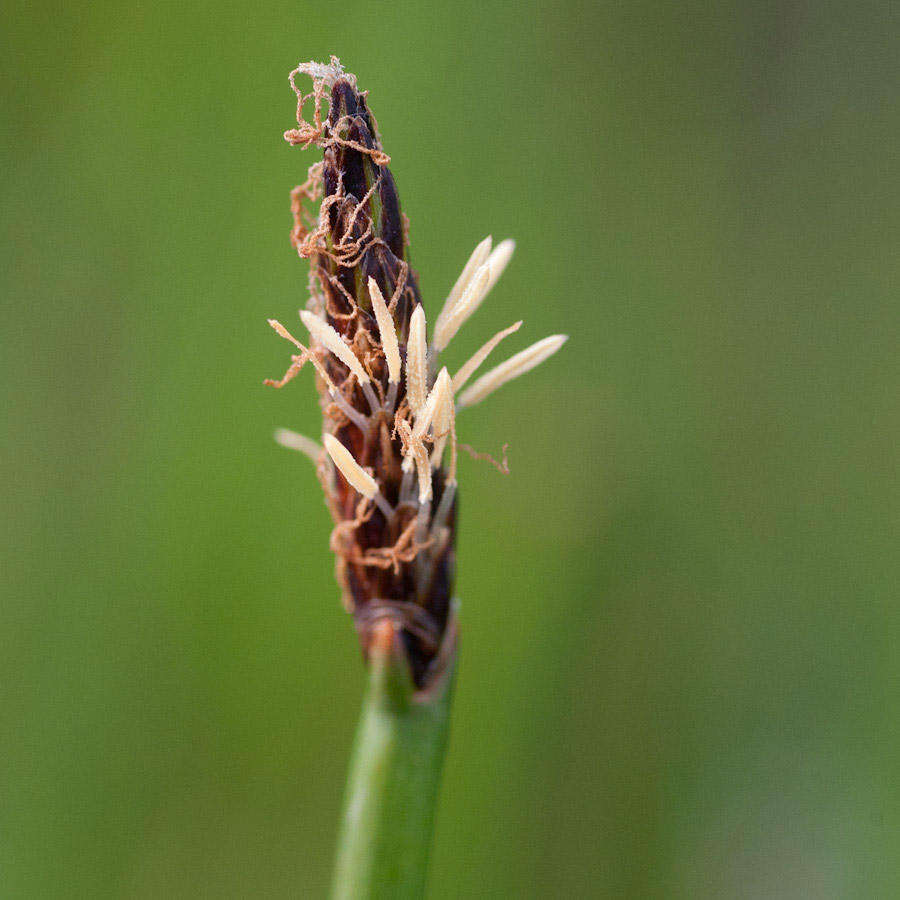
[282,58,452,688]
[268,57,565,690]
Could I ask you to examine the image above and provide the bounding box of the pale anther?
[457,335,568,408]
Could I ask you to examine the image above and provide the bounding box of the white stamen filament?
[428,406,458,539]
[431,479,457,538]
[411,434,432,503]
[329,393,370,432]
[397,419,432,504]
[269,318,369,428]
[447,398,458,483]
[399,419,415,474]
[432,261,491,352]
[457,334,569,408]
[274,428,322,463]
[433,235,492,339]
[452,320,522,394]
[415,498,432,581]
[268,319,336,392]
[406,304,427,414]
[399,460,416,504]
[416,495,434,599]
[385,381,398,414]
[368,277,400,384]
[430,424,449,469]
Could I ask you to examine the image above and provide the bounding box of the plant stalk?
[331,621,455,899]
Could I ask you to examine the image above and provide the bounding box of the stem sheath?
[331,623,454,899]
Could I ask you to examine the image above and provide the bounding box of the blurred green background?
[3,0,898,896]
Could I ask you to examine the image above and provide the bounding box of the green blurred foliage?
[2,0,898,896]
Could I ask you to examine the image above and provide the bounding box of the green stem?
[331,626,455,899]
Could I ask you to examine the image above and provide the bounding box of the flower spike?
[267,60,565,689]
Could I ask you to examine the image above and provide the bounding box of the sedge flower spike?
[265,59,566,689]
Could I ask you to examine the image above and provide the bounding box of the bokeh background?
[3,0,898,896]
